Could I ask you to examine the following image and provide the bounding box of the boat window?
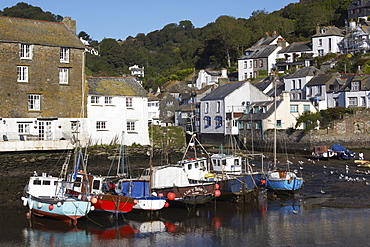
[200,161,205,168]
[74,177,82,188]
[54,181,58,185]
[195,162,199,168]
[234,159,239,166]
[33,180,41,185]
[42,180,51,185]
[188,163,192,170]
[222,160,226,166]
[217,160,220,166]
[93,180,100,190]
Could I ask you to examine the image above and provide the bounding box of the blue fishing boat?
[264,170,303,191]
[21,173,92,226]
[116,179,167,211]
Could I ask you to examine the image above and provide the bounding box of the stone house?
[87,77,150,146]
[0,16,86,151]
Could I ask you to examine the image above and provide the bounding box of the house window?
[253,60,257,68]
[91,96,100,104]
[276,120,282,128]
[253,106,259,113]
[126,98,133,107]
[205,103,209,114]
[318,39,322,47]
[317,86,322,96]
[17,66,28,82]
[349,97,358,106]
[250,72,253,78]
[215,116,222,128]
[362,97,366,107]
[328,38,332,52]
[256,121,262,129]
[204,116,211,128]
[254,71,258,78]
[290,105,298,112]
[292,80,296,89]
[18,123,30,134]
[249,61,252,68]
[20,44,32,59]
[96,121,106,130]
[127,121,135,131]
[259,59,263,68]
[247,121,252,129]
[351,81,360,91]
[298,79,302,89]
[244,61,248,68]
[304,105,310,112]
[105,96,112,104]
[166,101,173,105]
[318,49,324,56]
[244,73,248,80]
[59,68,68,84]
[60,48,69,63]
[28,94,40,111]
[216,102,221,113]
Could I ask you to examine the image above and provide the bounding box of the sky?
[0,0,299,42]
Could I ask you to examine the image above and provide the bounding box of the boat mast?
[117,131,125,177]
[273,71,277,170]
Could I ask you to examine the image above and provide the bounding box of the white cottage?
[87,77,150,146]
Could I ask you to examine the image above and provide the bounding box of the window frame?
[28,94,41,111]
[96,121,107,130]
[18,123,30,134]
[17,65,29,82]
[105,96,113,104]
[290,104,298,113]
[91,96,100,104]
[60,47,70,63]
[126,97,133,108]
[59,68,69,84]
[215,116,223,128]
[204,116,211,128]
[127,121,136,131]
[20,43,32,59]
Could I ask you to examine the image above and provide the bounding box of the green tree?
[1,2,63,22]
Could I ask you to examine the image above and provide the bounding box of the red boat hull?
[93,194,135,213]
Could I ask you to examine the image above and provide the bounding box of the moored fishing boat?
[21,172,92,226]
[140,165,219,206]
[66,170,135,215]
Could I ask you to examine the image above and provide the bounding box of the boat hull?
[152,183,216,206]
[265,177,304,191]
[216,174,257,199]
[93,194,135,214]
[23,195,91,225]
[133,196,167,211]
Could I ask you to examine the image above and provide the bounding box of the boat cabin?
[178,157,209,181]
[210,154,243,175]
[66,171,104,195]
[26,173,64,198]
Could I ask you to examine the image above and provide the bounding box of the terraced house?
[0,16,86,151]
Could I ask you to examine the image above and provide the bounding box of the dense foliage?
[1,0,354,90]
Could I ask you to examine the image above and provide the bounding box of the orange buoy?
[214,189,221,197]
[49,204,54,210]
[167,192,176,200]
[260,179,266,185]
[214,184,220,190]
[164,202,169,208]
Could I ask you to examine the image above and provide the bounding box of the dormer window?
[351,81,360,91]
[321,28,326,34]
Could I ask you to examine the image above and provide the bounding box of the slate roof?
[239,100,282,121]
[278,41,312,53]
[147,92,159,101]
[340,74,370,91]
[0,16,84,48]
[160,81,192,93]
[312,26,344,37]
[239,45,278,60]
[87,77,148,97]
[306,73,341,86]
[285,67,323,79]
[201,82,245,101]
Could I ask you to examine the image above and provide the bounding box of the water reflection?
[2,196,370,246]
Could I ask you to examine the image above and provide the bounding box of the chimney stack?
[62,17,76,34]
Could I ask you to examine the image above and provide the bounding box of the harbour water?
[1,196,369,247]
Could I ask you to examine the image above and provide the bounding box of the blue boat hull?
[217,174,257,198]
[265,177,303,191]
